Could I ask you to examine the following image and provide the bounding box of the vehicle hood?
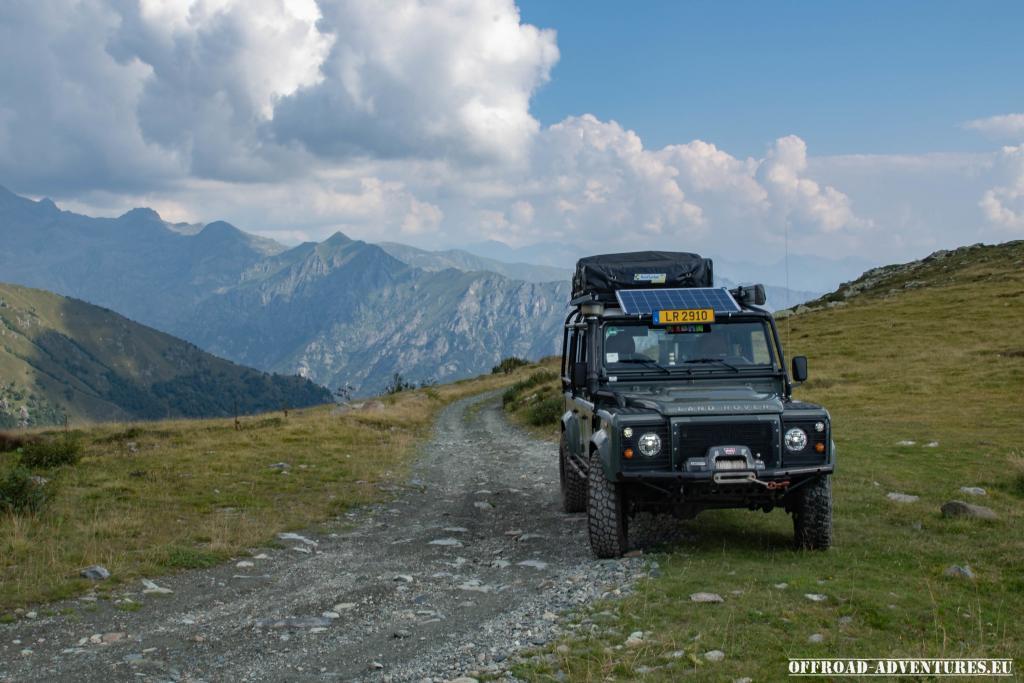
[612,385,784,416]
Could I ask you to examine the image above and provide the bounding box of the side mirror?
[791,356,808,383]
[572,361,588,389]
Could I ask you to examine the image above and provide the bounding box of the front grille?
[621,423,671,470]
[675,421,778,468]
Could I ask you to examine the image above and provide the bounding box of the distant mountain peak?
[0,185,59,213]
[199,220,242,237]
[323,230,353,245]
[118,207,163,223]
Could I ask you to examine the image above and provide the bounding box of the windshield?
[602,320,777,372]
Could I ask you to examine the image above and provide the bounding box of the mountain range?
[0,187,570,395]
[0,282,330,427]
[0,185,828,397]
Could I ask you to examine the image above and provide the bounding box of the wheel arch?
[590,427,614,479]
[561,409,581,456]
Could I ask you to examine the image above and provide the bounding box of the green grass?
[504,365,563,437]
[512,242,1024,680]
[0,364,539,611]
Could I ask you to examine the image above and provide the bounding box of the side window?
[562,327,576,379]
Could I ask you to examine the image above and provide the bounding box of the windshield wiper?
[614,358,671,374]
[682,357,739,372]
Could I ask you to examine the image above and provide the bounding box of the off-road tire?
[559,431,587,513]
[792,475,833,550]
[587,451,628,558]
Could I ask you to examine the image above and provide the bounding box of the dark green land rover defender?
[559,251,835,558]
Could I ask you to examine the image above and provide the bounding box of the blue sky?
[519,1,1024,156]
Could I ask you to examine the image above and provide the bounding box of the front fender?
[590,427,615,479]
[561,410,581,457]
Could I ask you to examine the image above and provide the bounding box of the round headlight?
[785,427,808,452]
[622,427,634,439]
[637,432,661,457]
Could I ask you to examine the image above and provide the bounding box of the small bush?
[161,546,222,569]
[1009,455,1024,498]
[502,370,558,407]
[492,356,530,374]
[93,427,143,444]
[0,431,39,453]
[0,466,50,514]
[385,372,415,395]
[526,395,563,427]
[19,437,81,469]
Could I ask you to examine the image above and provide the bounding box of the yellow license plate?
[656,308,715,325]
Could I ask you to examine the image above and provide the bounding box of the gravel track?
[1,391,653,682]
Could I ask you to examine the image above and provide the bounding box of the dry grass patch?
[0,366,534,610]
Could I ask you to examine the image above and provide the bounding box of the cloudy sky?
[1,0,1022,268]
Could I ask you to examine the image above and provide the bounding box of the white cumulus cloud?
[270,0,559,163]
[758,135,866,233]
[963,113,1024,141]
[979,145,1024,231]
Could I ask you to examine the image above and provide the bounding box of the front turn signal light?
[624,448,634,459]
[815,442,826,454]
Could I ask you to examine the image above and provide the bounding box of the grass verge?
[503,360,562,440]
[0,365,537,611]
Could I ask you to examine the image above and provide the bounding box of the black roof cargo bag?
[572,251,713,300]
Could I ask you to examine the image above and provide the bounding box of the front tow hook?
[711,472,790,490]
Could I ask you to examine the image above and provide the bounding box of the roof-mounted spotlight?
[730,284,766,307]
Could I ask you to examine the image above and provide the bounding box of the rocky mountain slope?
[0,187,283,334]
[189,233,570,393]
[777,240,1024,316]
[0,283,330,426]
[377,242,570,283]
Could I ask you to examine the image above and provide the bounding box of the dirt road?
[1,391,650,682]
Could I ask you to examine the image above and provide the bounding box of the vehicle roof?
[576,307,773,322]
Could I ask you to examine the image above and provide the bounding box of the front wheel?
[559,432,586,513]
[792,476,833,550]
[587,451,628,558]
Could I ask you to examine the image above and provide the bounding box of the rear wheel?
[559,431,586,513]
[792,476,833,550]
[587,451,628,558]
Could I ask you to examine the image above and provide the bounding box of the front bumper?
[616,462,833,483]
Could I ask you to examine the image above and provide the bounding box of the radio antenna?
[784,219,792,343]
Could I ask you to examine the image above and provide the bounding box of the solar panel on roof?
[615,288,740,315]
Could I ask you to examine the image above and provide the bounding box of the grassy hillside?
[0,364,538,610]
[508,241,1024,680]
[0,283,330,426]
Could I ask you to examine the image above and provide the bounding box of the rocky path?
[1,391,650,682]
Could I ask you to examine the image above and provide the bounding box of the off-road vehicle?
[559,251,834,557]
